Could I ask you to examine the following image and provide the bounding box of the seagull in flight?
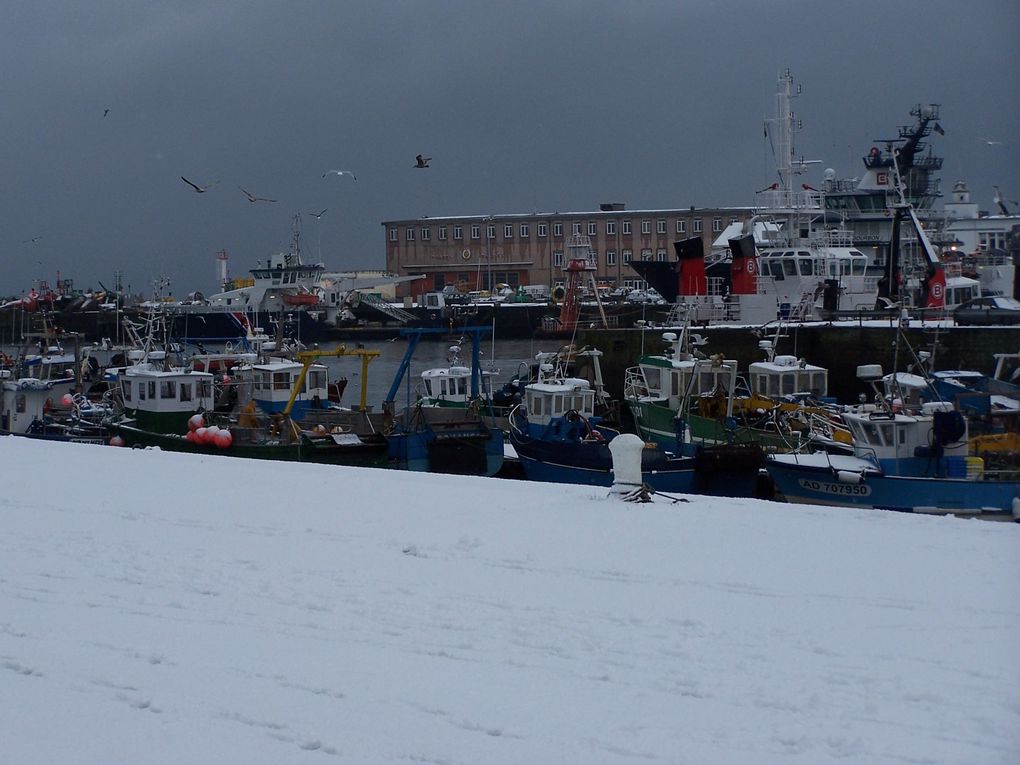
[103,108,110,118]
[322,169,357,180]
[239,186,277,203]
[308,209,328,220]
[979,137,1004,146]
[22,236,42,244]
[181,176,217,193]
[414,154,432,168]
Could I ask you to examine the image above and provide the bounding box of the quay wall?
[575,324,1020,405]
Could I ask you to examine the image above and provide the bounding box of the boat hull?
[510,430,697,493]
[767,454,1020,518]
[107,421,390,468]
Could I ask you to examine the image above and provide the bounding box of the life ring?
[551,285,566,303]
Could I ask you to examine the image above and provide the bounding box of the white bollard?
[609,433,646,498]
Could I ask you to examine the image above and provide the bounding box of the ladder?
[360,293,418,323]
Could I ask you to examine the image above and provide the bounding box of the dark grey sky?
[3,0,1017,297]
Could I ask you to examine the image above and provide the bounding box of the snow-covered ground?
[2,437,1018,764]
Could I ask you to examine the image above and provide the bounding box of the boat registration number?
[799,479,871,496]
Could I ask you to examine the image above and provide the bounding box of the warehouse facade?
[382,203,754,298]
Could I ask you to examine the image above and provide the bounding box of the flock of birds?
[176,154,431,220]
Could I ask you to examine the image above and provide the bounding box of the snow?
[2,436,1018,764]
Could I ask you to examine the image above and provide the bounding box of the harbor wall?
[576,324,1020,404]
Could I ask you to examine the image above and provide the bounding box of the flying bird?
[239,186,277,203]
[308,209,328,219]
[322,169,357,180]
[22,236,42,244]
[414,154,431,168]
[978,137,1004,146]
[181,176,217,193]
[103,108,110,118]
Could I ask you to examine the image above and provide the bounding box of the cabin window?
[553,394,564,414]
[15,394,26,413]
[643,367,661,394]
[196,380,212,399]
[783,259,797,276]
[138,382,146,401]
[798,259,813,275]
[148,381,156,399]
[878,424,894,446]
[273,372,289,391]
[122,380,132,401]
[768,260,784,280]
[160,380,176,399]
[670,371,683,397]
[781,374,795,396]
[307,370,326,390]
[180,383,192,402]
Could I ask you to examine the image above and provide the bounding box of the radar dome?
[824,168,836,181]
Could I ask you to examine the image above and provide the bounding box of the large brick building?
[382,203,754,298]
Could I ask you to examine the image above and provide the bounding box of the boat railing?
[756,187,822,212]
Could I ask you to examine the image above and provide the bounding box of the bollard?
[609,433,647,499]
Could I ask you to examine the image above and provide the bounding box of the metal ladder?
[360,293,418,323]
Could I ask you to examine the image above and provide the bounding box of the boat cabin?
[627,333,739,408]
[233,358,330,419]
[119,364,215,434]
[749,354,828,399]
[522,376,596,428]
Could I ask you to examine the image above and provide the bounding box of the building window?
[454,225,463,240]
[538,223,548,237]
[572,222,582,235]
[553,222,563,237]
[657,219,666,234]
[438,226,447,241]
[471,225,480,239]
[504,223,513,238]
[553,251,564,266]
[406,227,415,241]
[641,220,651,234]
[622,220,632,234]
[520,223,529,238]
[607,250,616,266]
[712,218,722,233]
[606,221,616,235]
[676,220,686,234]
[641,248,652,261]
[421,227,430,241]
[487,224,495,239]
[656,248,667,261]
[588,222,597,236]
[623,249,632,263]
[589,250,599,266]
[389,228,398,242]
[693,218,703,233]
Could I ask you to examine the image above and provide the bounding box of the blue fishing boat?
[766,364,1020,519]
[508,350,697,492]
[383,327,504,476]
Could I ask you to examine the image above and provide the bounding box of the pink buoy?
[215,430,232,448]
[109,435,125,447]
[195,427,208,442]
[221,375,231,385]
[188,414,205,431]
[61,393,74,406]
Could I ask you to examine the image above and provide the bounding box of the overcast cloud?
[2,0,1017,296]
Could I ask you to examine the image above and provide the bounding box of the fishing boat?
[508,349,697,491]
[106,346,389,467]
[383,328,504,476]
[624,323,811,452]
[766,363,1020,518]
